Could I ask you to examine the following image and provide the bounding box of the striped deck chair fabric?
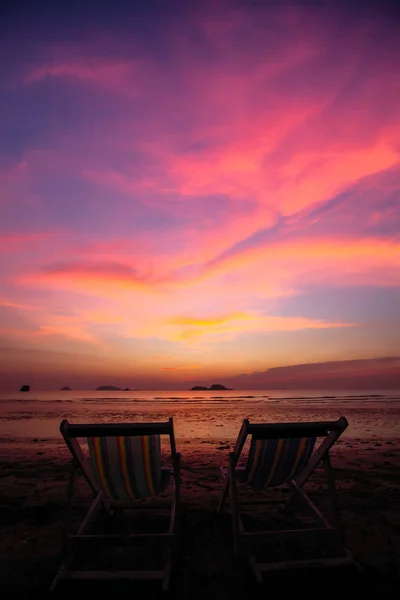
[239,436,316,489]
[88,434,170,500]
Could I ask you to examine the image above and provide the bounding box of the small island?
[123,388,131,391]
[60,386,71,391]
[20,384,30,392]
[96,385,122,391]
[191,384,231,391]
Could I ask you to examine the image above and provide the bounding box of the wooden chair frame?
[218,416,354,581]
[50,418,181,592]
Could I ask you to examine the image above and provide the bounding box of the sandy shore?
[0,435,399,597]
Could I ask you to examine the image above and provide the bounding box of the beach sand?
[0,434,399,598]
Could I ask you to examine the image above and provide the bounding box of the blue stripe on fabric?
[293,437,316,478]
[268,438,301,487]
[150,434,162,492]
[105,437,129,501]
[252,439,279,489]
[129,436,149,497]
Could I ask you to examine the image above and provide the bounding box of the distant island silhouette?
[191,384,231,391]
[20,384,30,392]
[96,385,121,391]
[60,386,71,391]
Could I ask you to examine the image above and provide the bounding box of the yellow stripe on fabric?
[93,438,111,497]
[117,436,135,500]
[247,439,263,485]
[142,436,155,496]
[265,438,286,486]
[287,437,308,480]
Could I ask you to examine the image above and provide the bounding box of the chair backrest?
[243,436,316,488]
[240,418,347,490]
[88,434,162,500]
[60,419,176,500]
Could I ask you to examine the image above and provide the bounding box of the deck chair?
[50,418,180,592]
[218,416,353,581]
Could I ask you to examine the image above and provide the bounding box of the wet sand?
[0,434,399,597]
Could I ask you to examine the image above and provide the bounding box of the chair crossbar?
[241,527,338,544]
[248,417,348,439]
[258,553,354,573]
[62,570,166,581]
[69,533,174,541]
[63,420,173,438]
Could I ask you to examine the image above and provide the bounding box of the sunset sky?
[1,0,399,390]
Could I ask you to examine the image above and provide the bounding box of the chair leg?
[161,452,181,592]
[218,420,249,515]
[228,453,240,561]
[51,460,79,592]
[162,549,172,592]
[171,453,181,560]
[61,459,78,557]
[323,453,346,547]
[218,473,229,515]
[49,562,68,592]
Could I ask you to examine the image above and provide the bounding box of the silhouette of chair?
[50,418,180,591]
[218,416,353,580]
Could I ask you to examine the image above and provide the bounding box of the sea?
[1,389,399,442]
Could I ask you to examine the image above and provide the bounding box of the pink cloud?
[20,261,157,299]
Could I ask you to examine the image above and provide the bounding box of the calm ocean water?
[1,389,399,441]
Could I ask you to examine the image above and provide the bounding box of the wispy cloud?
[24,59,134,87]
[226,357,400,389]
